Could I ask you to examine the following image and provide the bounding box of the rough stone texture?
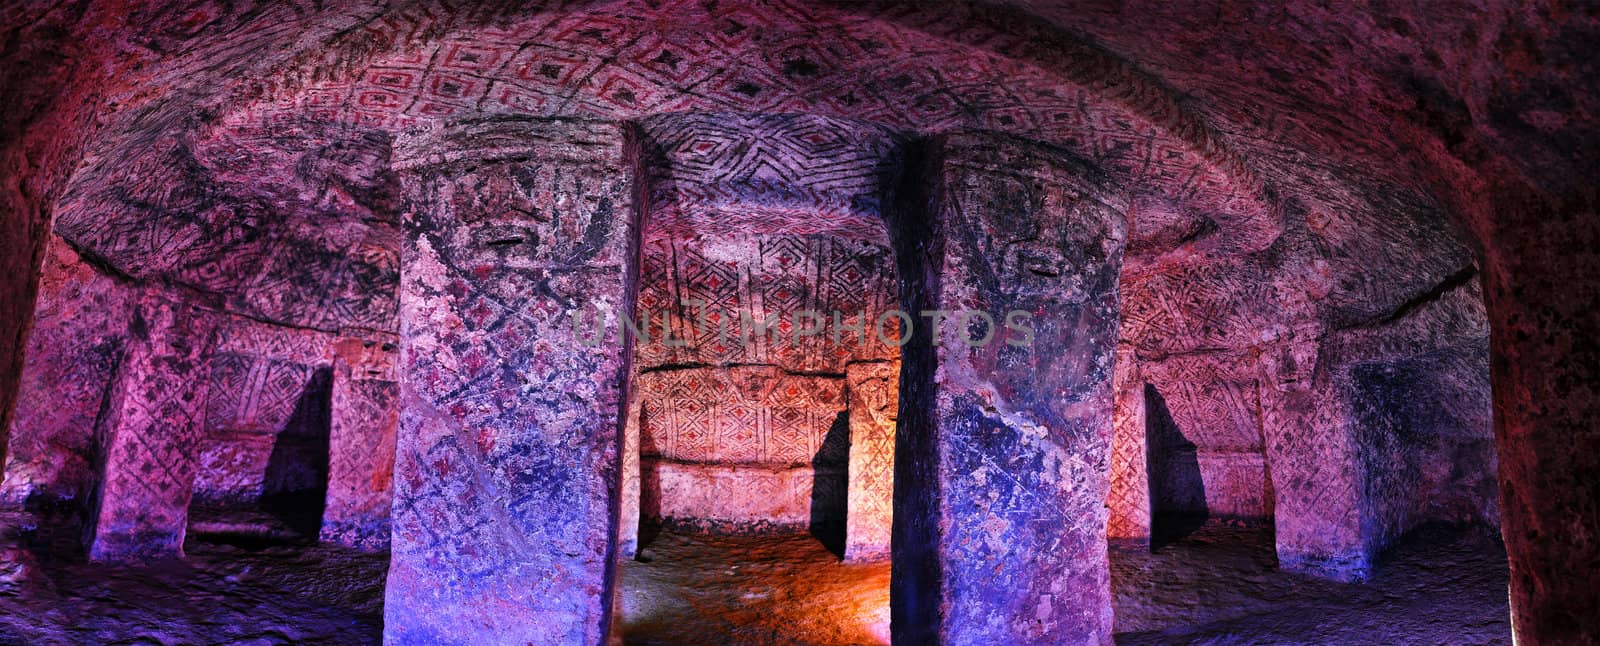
[0,0,1596,642]
[0,2,106,475]
[1254,336,1370,581]
[193,317,335,507]
[1,236,136,506]
[634,234,900,373]
[34,0,1279,354]
[1111,521,1511,644]
[1141,357,1272,523]
[84,291,218,562]
[1479,194,1600,644]
[623,107,903,547]
[638,112,910,243]
[54,124,402,335]
[636,367,844,534]
[844,360,898,562]
[616,376,644,559]
[1111,271,1491,574]
[386,116,636,645]
[1328,274,1496,566]
[643,461,823,533]
[320,332,400,550]
[891,133,1126,644]
[1106,345,1150,542]
[0,510,389,644]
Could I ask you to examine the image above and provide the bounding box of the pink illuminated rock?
[385,117,637,644]
[0,1,1594,643]
[1,236,134,506]
[85,290,218,562]
[1254,337,1370,580]
[845,360,897,562]
[616,380,644,559]
[1106,345,1150,543]
[320,332,400,550]
[193,317,335,507]
[890,133,1127,644]
[636,367,845,534]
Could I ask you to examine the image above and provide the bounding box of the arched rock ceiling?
[639,112,908,243]
[41,0,1499,348]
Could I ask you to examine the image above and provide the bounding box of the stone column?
[889,134,1126,644]
[1106,344,1150,544]
[386,117,639,645]
[84,289,216,562]
[1476,192,1600,643]
[616,380,643,559]
[844,360,897,562]
[319,331,399,550]
[1256,335,1370,581]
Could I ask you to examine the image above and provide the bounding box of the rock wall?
[1,236,135,506]
[386,116,638,644]
[84,290,218,561]
[630,233,899,537]
[1,247,350,522]
[192,319,334,508]
[1328,274,1496,552]
[623,112,905,547]
[320,332,400,550]
[890,132,1127,644]
[2,0,1593,641]
[637,367,845,533]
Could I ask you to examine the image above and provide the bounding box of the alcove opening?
[187,361,332,548]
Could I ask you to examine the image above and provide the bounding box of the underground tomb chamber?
[0,0,1596,643]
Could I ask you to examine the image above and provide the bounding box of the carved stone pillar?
[889,133,1126,644]
[1107,344,1150,544]
[319,331,400,550]
[386,117,639,645]
[85,290,217,562]
[844,360,897,562]
[1257,335,1371,581]
[616,379,643,559]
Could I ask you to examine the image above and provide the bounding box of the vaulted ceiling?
[5,0,1594,354]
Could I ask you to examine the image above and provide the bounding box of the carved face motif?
[432,161,625,273]
[851,365,900,427]
[966,168,1111,304]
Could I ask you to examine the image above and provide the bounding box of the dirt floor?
[0,509,386,645]
[1109,520,1511,645]
[0,513,1509,645]
[617,521,1511,645]
[616,531,891,645]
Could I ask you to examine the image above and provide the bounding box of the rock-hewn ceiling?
[12,0,1562,373]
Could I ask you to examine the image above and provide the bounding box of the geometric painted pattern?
[635,234,899,373]
[1253,337,1370,581]
[637,366,842,466]
[55,130,401,334]
[203,0,1270,241]
[639,112,909,242]
[844,360,898,562]
[0,237,136,506]
[1142,366,1270,518]
[203,355,322,435]
[1106,345,1150,541]
[901,133,1126,643]
[56,0,1278,343]
[85,291,218,562]
[194,316,335,505]
[1119,257,1287,359]
[384,118,634,643]
[320,333,401,550]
